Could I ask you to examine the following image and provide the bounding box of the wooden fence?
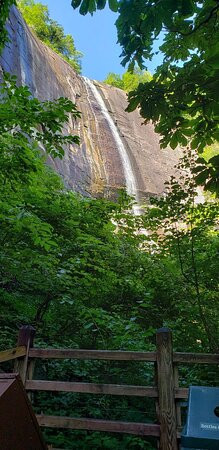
[0,325,218,450]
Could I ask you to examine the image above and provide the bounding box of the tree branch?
[169,4,219,37]
[189,210,217,352]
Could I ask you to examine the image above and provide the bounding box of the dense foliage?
[72,0,219,195]
[104,68,152,92]
[142,152,219,353]
[18,0,82,73]
[0,75,218,448]
[0,0,16,51]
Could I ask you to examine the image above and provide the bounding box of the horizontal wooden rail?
[0,346,26,363]
[29,348,157,361]
[12,326,218,449]
[26,380,158,397]
[26,380,189,398]
[174,352,219,364]
[37,415,160,436]
[29,348,219,364]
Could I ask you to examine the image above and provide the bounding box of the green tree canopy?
[18,0,83,73]
[0,72,218,448]
[72,0,219,194]
[104,68,152,92]
[0,0,16,51]
[1,74,218,357]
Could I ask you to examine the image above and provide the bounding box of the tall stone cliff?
[1,6,180,203]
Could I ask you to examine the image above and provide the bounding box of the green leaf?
[88,0,96,13]
[71,0,81,8]
[196,157,206,164]
[170,133,178,150]
[205,178,218,195]
[84,322,94,329]
[126,97,140,112]
[182,128,193,137]
[180,135,188,146]
[192,165,207,173]
[79,0,90,15]
[195,169,210,184]
[181,0,194,16]
[191,137,200,150]
[108,0,118,12]
[97,0,107,9]
[209,155,219,168]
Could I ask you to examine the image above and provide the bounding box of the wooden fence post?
[174,364,182,428]
[156,327,178,450]
[14,325,35,385]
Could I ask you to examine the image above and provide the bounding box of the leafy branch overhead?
[71,0,119,15]
[0,0,16,51]
[0,73,80,158]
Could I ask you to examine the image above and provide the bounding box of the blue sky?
[44,0,163,80]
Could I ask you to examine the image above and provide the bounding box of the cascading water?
[83,76,141,215]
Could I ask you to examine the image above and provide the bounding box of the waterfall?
[83,77,140,215]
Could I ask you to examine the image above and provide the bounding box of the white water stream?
[83,77,140,215]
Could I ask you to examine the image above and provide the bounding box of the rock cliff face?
[1,6,180,203]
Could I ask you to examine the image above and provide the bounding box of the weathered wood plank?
[174,365,182,427]
[27,358,35,401]
[173,352,219,364]
[26,380,158,397]
[156,328,178,450]
[14,325,36,384]
[26,380,188,398]
[0,346,26,363]
[175,388,188,399]
[37,415,160,436]
[29,348,156,361]
[29,348,219,364]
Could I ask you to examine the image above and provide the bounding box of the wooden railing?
[0,326,218,450]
